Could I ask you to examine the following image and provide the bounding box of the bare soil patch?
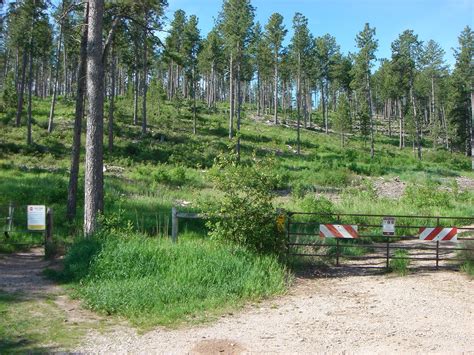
[372,176,406,199]
[0,248,102,322]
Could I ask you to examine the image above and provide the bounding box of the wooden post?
[436,240,439,270]
[171,207,178,243]
[386,235,390,269]
[45,207,53,258]
[7,202,14,232]
[336,238,340,267]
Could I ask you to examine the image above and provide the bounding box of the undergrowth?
[389,249,410,276]
[50,232,288,328]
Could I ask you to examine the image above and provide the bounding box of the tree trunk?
[133,70,139,125]
[471,90,474,169]
[66,1,88,222]
[431,75,436,119]
[62,32,66,96]
[367,71,375,158]
[410,86,422,160]
[398,99,404,149]
[48,20,63,133]
[142,24,148,135]
[321,81,327,134]
[297,53,301,155]
[84,0,105,236]
[15,50,28,127]
[273,55,278,124]
[236,60,241,160]
[26,50,33,145]
[108,43,116,152]
[229,53,234,139]
[192,66,197,135]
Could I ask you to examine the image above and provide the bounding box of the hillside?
[1,96,473,244]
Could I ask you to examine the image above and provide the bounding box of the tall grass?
[389,249,410,276]
[53,232,288,328]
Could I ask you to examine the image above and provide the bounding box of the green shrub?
[402,182,452,209]
[206,152,284,254]
[299,195,335,215]
[292,181,308,199]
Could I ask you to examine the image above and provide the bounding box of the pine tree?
[447,26,473,158]
[391,30,423,158]
[315,34,340,134]
[183,15,201,134]
[219,0,255,159]
[265,13,287,124]
[352,23,378,158]
[289,12,312,154]
[334,93,351,147]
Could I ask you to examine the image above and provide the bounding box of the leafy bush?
[299,195,335,215]
[402,183,452,209]
[206,153,284,254]
[135,164,188,186]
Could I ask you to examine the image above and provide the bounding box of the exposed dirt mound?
[372,176,406,199]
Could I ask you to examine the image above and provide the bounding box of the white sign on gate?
[382,217,395,236]
[27,205,46,231]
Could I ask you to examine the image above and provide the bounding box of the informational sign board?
[382,217,395,236]
[27,205,46,231]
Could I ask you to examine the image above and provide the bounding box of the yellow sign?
[276,214,286,232]
[27,205,46,231]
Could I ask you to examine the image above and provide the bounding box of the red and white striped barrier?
[320,224,358,239]
[419,227,458,242]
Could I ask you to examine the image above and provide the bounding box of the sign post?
[27,205,46,231]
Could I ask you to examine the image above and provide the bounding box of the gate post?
[436,240,439,270]
[286,212,291,259]
[171,207,178,243]
[336,238,340,267]
[45,207,53,259]
[7,202,14,232]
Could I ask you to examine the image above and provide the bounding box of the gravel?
[75,271,474,354]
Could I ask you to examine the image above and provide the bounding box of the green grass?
[460,240,474,276]
[1,96,473,242]
[0,291,89,353]
[51,232,288,328]
[389,249,410,276]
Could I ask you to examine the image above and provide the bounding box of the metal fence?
[286,212,474,270]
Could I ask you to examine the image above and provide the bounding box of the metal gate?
[286,212,474,271]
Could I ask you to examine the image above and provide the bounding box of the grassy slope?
[1,96,473,241]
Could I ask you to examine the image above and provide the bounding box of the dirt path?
[1,249,473,354]
[0,249,103,334]
[0,247,61,296]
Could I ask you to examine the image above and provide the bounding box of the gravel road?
[1,249,473,354]
[76,271,474,354]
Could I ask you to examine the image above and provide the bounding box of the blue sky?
[164,0,473,68]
